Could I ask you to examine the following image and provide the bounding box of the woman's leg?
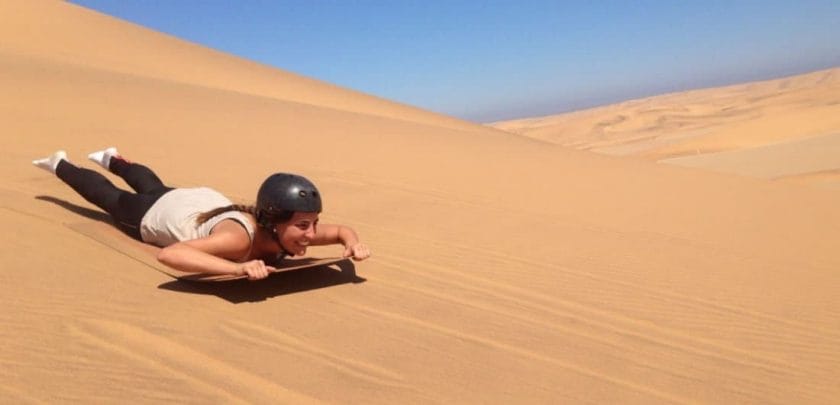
[109,158,173,195]
[89,147,172,195]
[55,160,157,240]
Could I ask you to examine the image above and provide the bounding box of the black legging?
[56,159,173,240]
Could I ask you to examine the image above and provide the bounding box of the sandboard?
[177,256,348,282]
[66,221,348,282]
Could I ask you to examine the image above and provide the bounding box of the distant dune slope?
[490,68,840,188]
[2,1,840,403]
[0,0,492,133]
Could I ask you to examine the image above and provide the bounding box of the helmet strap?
[270,227,294,257]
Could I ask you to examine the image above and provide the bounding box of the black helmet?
[256,173,322,228]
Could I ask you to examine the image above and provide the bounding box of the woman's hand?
[309,224,370,261]
[343,243,371,261]
[237,260,275,280]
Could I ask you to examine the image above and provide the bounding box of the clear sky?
[70,1,840,123]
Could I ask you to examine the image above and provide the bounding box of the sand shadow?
[35,195,112,223]
[157,260,366,303]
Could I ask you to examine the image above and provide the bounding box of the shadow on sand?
[36,195,112,224]
[158,260,366,303]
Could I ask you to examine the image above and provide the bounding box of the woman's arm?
[312,224,371,261]
[156,219,273,279]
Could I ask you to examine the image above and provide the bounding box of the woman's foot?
[87,147,121,171]
[32,150,68,174]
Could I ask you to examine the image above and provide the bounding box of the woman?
[33,148,371,280]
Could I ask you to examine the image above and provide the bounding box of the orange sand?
[2,1,839,403]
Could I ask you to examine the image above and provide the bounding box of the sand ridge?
[0,0,498,134]
[2,0,840,403]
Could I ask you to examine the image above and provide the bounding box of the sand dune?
[0,0,488,133]
[491,68,840,189]
[2,1,840,403]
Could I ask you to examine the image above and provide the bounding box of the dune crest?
[2,1,840,403]
[0,0,493,133]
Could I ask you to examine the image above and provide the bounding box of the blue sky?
[70,1,840,122]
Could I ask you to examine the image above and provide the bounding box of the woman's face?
[274,212,319,256]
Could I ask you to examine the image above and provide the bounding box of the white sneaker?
[87,147,120,170]
[32,150,68,174]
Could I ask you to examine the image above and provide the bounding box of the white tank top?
[139,187,255,249]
